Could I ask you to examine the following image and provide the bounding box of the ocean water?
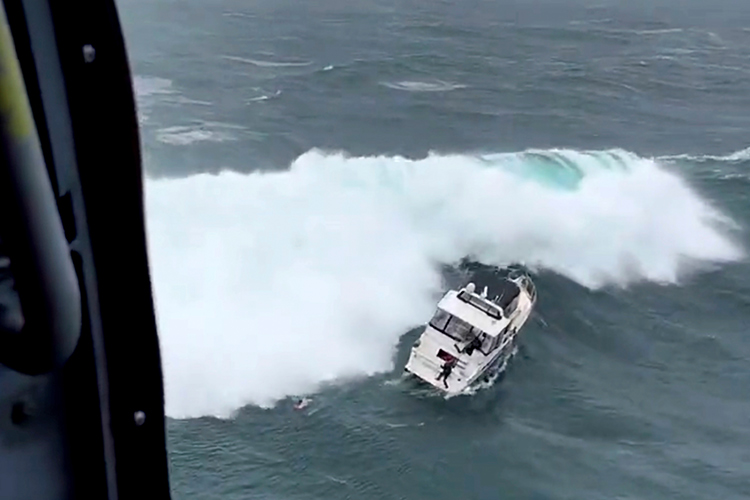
[116,0,750,498]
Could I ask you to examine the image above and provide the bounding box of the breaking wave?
[144,148,743,419]
[660,146,750,163]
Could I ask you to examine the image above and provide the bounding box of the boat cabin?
[427,281,522,355]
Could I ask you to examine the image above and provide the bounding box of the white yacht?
[404,274,537,395]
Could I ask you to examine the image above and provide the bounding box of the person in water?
[435,358,458,388]
[294,397,311,410]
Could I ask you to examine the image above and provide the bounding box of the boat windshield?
[428,309,481,342]
[457,290,502,319]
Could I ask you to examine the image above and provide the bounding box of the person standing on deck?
[436,358,458,388]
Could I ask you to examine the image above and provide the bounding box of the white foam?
[132,76,176,124]
[718,147,750,162]
[247,89,282,103]
[144,149,743,418]
[222,11,254,19]
[660,146,750,162]
[132,76,213,127]
[221,55,313,68]
[169,96,213,106]
[155,123,243,146]
[133,76,176,97]
[633,28,684,35]
[380,80,467,92]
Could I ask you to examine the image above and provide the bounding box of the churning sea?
[116,0,750,498]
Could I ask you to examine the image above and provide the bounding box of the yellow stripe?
[0,4,34,139]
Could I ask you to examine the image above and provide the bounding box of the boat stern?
[404,335,470,395]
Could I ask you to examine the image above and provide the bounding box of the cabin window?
[428,309,450,331]
[486,329,510,352]
[486,335,498,352]
[444,316,474,341]
[429,310,478,342]
[472,333,490,355]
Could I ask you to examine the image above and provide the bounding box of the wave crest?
[145,148,743,418]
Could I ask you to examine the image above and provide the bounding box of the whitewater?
[144,148,743,419]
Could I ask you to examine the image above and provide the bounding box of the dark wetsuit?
[465,336,482,355]
[436,358,458,388]
[457,336,483,356]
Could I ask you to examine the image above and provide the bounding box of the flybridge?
[457,289,503,319]
[458,289,518,319]
[456,279,522,319]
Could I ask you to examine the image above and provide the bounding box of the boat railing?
[513,273,537,302]
[457,290,503,319]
